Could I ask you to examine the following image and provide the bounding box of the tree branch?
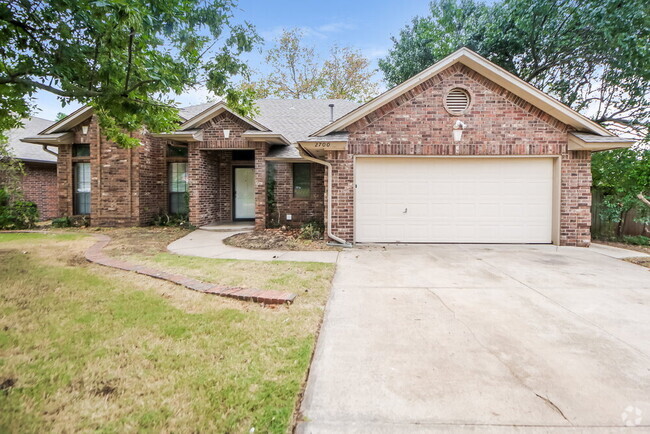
[124,27,135,93]
[638,193,650,208]
[0,76,101,97]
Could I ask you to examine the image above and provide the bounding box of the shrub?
[52,217,72,228]
[299,220,324,241]
[0,193,39,229]
[623,235,650,246]
[152,211,192,228]
[51,216,90,228]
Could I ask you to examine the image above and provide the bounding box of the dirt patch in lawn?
[224,229,338,251]
[625,257,650,269]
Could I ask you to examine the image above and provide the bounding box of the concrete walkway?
[167,229,340,263]
[298,244,650,432]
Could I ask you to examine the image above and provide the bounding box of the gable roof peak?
[311,47,613,137]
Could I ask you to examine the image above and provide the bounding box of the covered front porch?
[187,147,268,229]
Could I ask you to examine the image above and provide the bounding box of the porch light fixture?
[81,125,89,135]
[453,120,466,142]
[223,129,230,139]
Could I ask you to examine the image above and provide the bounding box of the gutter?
[41,145,58,157]
[296,144,352,247]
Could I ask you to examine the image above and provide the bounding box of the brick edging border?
[85,234,297,305]
[1,230,296,305]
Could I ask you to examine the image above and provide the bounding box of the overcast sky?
[32,1,434,120]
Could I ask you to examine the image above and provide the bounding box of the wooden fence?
[591,190,648,238]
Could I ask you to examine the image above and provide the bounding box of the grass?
[0,231,335,432]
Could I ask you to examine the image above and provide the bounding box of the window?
[169,162,188,214]
[167,144,188,158]
[73,143,90,157]
[74,162,91,215]
[293,163,311,199]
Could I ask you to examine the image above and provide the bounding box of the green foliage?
[1,0,261,147]
[0,140,25,198]
[51,217,73,228]
[0,188,39,229]
[379,0,650,139]
[266,164,279,228]
[592,147,650,235]
[246,29,379,102]
[623,235,650,246]
[299,220,324,241]
[152,211,192,228]
[379,0,491,88]
[51,216,90,228]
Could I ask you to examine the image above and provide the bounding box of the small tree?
[321,45,379,102]
[248,29,380,102]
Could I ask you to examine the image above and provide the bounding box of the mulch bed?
[224,229,337,251]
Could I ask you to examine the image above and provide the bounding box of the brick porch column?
[254,144,269,230]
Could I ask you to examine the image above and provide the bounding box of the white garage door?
[355,157,554,243]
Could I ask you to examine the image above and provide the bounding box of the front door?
[234,167,255,220]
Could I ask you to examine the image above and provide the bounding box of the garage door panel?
[355,158,553,243]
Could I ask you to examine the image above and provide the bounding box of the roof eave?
[150,129,203,142]
[20,132,74,145]
[41,106,94,134]
[241,131,291,145]
[568,134,637,151]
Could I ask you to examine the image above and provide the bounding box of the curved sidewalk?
[167,230,340,263]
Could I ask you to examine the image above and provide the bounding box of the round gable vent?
[445,88,470,114]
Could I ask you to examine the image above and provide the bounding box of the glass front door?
[234,167,255,220]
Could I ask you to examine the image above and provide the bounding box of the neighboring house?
[5,117,58,219]
[23,48,635,246]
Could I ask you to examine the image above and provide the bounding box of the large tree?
[0,0,260,147]
[247,29,379,102]
[379,0,649,141]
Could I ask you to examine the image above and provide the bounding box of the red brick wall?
[57,115,165,227]
[20,163,58,219]
[187,112,270,228]
[330,63,591,246]
[188,146,220,227]
[138,136,167,225]
[269,162,325,227]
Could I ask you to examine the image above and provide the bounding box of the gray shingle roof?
[267,144,301,159]
[6,117,57,163]
[180,99,361,144]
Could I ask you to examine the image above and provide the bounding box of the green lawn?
[0,232,334,432]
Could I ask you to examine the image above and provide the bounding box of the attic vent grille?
[446,88,470,113]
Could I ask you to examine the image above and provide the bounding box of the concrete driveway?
[297,244,650,432]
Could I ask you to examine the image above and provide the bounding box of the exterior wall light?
[223,129,230,139]
[453,120,466,142]
[81,125,89,135]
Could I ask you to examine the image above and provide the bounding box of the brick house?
[23,48,634,246]
[5,117,58,219]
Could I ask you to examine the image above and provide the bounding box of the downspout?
[297,144,352,247]
[42,145,58,157]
